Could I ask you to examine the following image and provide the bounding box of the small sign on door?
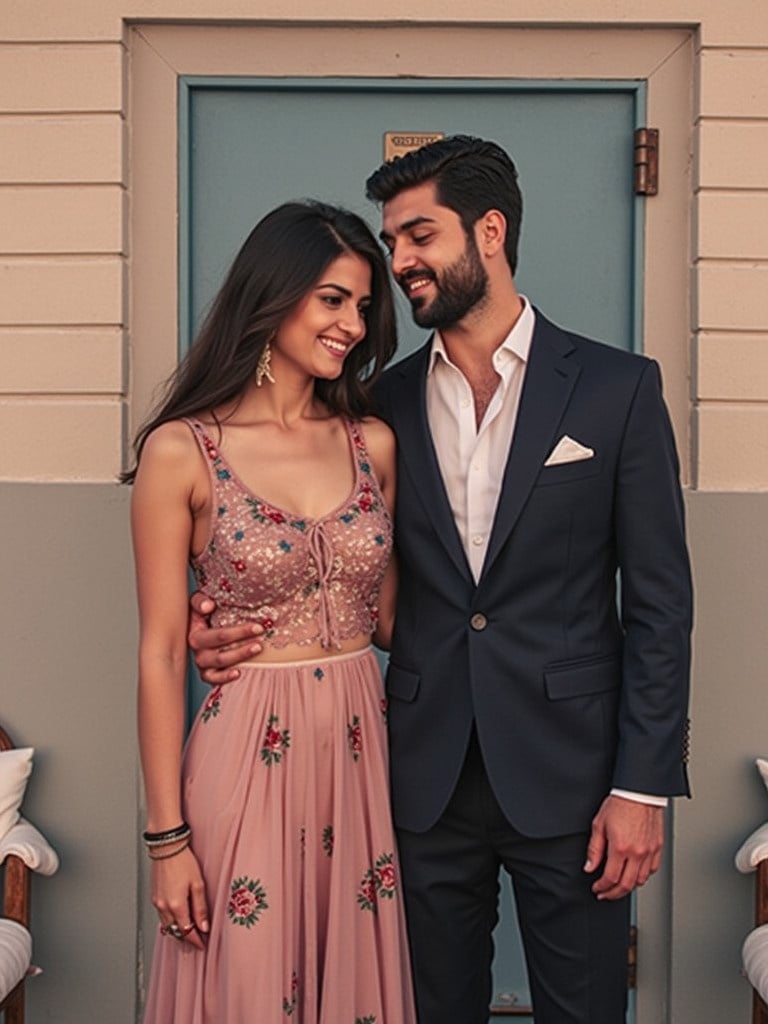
[383,132,445,162]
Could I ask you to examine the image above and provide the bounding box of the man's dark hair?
[366,134,523,275]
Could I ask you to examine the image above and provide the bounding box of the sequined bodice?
[186,418,393,650]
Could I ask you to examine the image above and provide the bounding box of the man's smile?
[398,270,435,299]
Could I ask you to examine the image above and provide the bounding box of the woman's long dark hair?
[122,201,396,483]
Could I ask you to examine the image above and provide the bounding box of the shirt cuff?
[610,787,669,808]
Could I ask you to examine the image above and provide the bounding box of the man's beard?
[403,235,489,329]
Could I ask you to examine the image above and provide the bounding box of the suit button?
[470,613,488,631]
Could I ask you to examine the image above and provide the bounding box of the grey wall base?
[1,484,766,1023]
[670,492,768,1023]
[1,483,138,1024]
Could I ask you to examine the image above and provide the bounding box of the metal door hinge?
[634,128,659,195]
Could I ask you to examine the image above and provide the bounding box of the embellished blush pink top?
[185,417,393,650]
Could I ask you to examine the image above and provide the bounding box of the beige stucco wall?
[0,1,767,486]
[2,3,767,1023]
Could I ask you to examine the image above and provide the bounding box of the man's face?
[379,181,488,329]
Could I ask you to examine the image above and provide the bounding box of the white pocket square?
[544,435,595,466]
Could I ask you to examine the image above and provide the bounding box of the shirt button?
[470,613,488,631]
[472,534,484,545]
[461,398,470,408]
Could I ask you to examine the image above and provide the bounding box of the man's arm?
[612,358,693,795]
[586,359,692,898]
[188,592,264,684]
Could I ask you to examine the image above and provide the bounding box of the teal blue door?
[181,77,645,1022]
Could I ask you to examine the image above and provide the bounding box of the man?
[192,135,692,1023]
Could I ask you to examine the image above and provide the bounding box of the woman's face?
[272,252,372,382]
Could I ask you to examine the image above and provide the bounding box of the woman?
[126,201,415,1023]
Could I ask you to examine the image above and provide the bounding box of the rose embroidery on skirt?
[227,876,268,928]
[261,714,291,765]
[201,685,223,723]
[357,852,397,913]
[322,824,334,857]
[347,715,362,761]
[282,970,298,1016]
[357,874,378,913]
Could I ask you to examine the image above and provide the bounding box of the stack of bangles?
[143,821,192,861]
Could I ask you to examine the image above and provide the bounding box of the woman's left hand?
[152,845,210,951]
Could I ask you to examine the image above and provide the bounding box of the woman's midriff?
[240,632,374,666]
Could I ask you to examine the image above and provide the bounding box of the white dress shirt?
[426,298,534,581]
[425,298,666,809]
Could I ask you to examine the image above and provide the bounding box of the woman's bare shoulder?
[358,415,396,455]
[140,419,200,467]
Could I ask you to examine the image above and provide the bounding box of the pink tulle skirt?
[143,647,416,1024]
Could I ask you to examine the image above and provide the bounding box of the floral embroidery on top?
[246,497,288,526]
[201,686,223,723]
[261,714,290,765]
[357,852,397,913]
[256,606,278,640]
[185,417,392,649]
[227,876,268,927]
[347,715,362,761]
[313,667,324,680]
[340,479,380,523]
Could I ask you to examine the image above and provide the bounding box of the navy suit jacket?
[374,310,692,838]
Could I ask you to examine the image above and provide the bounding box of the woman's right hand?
[188,591,264,685]
[152,845,210,951]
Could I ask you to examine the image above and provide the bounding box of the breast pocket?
[535,453,603,487]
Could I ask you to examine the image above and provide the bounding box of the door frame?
[129,23,694,1020]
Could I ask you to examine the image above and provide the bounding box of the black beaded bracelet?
[147,836,192,861]
[142,821,190,843]
[144,830,192,850]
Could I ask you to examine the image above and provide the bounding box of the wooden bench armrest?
[3,855,31,927]
[755,858,768,1024]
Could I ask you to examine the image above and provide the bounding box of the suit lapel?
[481,314,581,577]
[390,341,472,582]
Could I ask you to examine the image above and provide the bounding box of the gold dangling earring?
[255,341,276,387]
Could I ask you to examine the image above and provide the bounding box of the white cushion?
[0,748,33,843]
[735,823,768,873]
[743,924,768,1003]
[735,757,768,873]
[0,918,31,1002]
[0,818,59,875]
